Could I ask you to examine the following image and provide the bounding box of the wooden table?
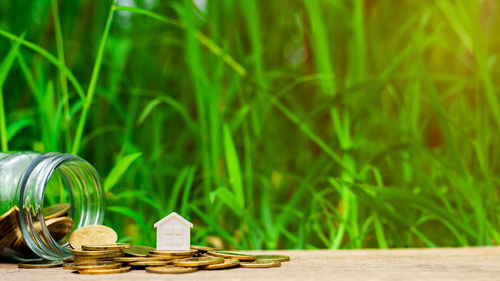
[2,247,500,280]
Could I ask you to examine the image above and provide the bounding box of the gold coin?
[63,263,75,270]
[69,263,122,271]
[69,225,117,250]
[254,255,290,262]
[201,258,239,270]
[129,260,169,267]
[191,245,216,252]
[123,245,155,257]
[147,254,185,259]
[74,258,118,265]
[240,260,281,268]
[46,217,73,241]
[73,249,121,256]
[0,207,19,240]
[78,266,131,274]
[146,265,198,274]
[207,251,257,261]
[150,249,197,256]
[114,256,166,262]
[74,256,119,263]
[172,257,224,267]
[82,243,130,251]
[43,203,71,219]
[18,260,63,269]
[74,255,122,261]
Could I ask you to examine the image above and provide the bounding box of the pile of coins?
[0,203,73,255]
[8,204,290,274]
[17,224,290,274]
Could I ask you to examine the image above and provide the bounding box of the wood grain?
[2,247,500,280]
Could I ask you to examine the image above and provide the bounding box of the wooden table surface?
[2,247,500,281]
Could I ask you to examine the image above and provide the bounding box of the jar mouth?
[17,153,104,260]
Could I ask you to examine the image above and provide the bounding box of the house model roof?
[154,212,193,228]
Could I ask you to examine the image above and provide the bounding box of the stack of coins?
[67,245,130,274]
[61,225,135,274]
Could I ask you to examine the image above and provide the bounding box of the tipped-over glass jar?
[0,152,104,261]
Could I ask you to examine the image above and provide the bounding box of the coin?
[150,249,197,256]
[73,249,121,256]
[70,262,123,271]
[207,251,257,261]
[172,257,224,267]
[46,217,74,241]
[114,256,167,263]
[73,259,116,265]
[147,254,185,259]
[129,260,170,267]
[78,266,131,274]
[43,203,71,219]
[146,265,198,274]
[69,225,117,250]
[74,254,123,261]
[240,260,281,268]
[254,255,290,262]
[0,207,20,245]
[82,243,130,251]
[18,260,63,269]
[0,207,19,234]
[191,245,216,252]
[123,245,155,257]
[201,258,239,270]
[63,263,75,270]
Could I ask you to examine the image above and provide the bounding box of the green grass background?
[1,0,500,249]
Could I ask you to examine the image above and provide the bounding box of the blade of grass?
[223,124,245,210]
[113,5,247,77]
[107,206,151,244]
[191,204,240,248]
[179,166,196,215]
[304,0,335,95]
[0,32,25,152]
[104,152,142,192]
[0,29,85,100]
[136,96,197,134]
[71,0,116,154]
[51,0,71,151]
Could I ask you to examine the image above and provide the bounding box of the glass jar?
[0,152,104,261]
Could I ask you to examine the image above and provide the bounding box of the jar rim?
[17,153,104,260]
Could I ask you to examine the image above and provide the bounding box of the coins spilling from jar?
[0,203,74,256]
[8,206,291,275]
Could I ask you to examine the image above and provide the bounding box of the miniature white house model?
[154,212,193,251]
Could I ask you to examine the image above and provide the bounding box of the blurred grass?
[1,0,500,249]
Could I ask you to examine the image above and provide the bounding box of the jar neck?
[17,153,104,260]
